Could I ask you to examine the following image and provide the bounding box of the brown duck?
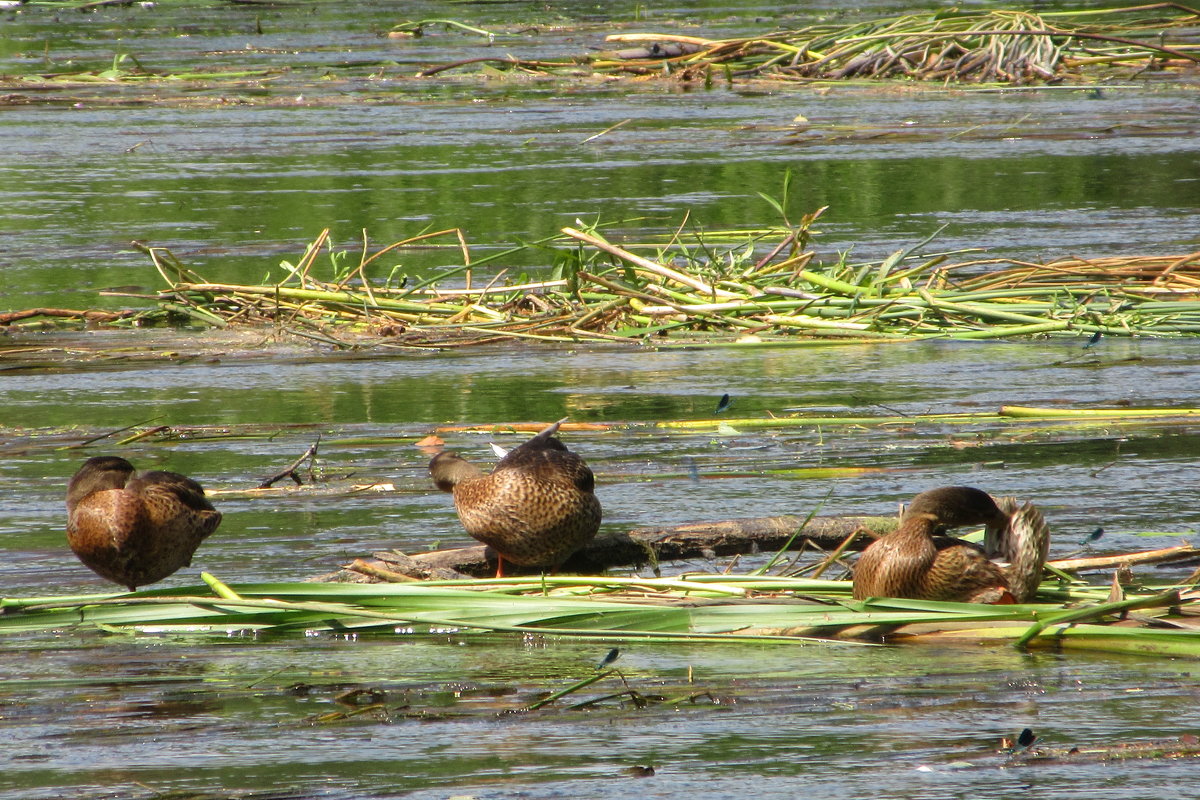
[429,419,601,576]
[66,456,222,591]
[852,486,1049,604]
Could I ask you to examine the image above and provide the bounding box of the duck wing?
[129,470,222,544]
[852,523,938,600]
[922,545,1010,603]
[130,470,216,511]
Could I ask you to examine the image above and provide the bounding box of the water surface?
[2,1,1200,798]
[2,0,1197,309]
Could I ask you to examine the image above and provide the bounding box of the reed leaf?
[5,576,1200,658]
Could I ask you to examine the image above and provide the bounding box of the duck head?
[66,456,136,512]
[429,451,485,492]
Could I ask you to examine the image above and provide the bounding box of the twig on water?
[259,438,320,488]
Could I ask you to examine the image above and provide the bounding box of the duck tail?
[1000,500,1051,603]
[526,417,569,447]
[986,495,1018,558]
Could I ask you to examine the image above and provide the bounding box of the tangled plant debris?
[4,211,1200,347]
[419,5,1200,85]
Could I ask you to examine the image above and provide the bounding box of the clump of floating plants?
[419,4,1200,84]
[4,571,1200,659]
[6,209,1199,346]
[101,208,1200,347]
[0,50,278,88]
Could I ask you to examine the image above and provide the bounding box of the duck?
[429,418,601,577]
[851,486,1049,604]
[66,456,222,591]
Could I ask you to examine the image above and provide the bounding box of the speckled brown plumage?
[429,419,601,575]
[852,486,1049,604]
[66,456,222,591]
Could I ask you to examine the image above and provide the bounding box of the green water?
[3,1,1200,798]
[4,632,1200,799]
[2,2,1198,310]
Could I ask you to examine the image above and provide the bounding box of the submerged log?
[317,514,898,582]
[0,307,135,325]
[1002,734,1200,766]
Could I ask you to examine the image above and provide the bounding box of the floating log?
[1003,734,1200,765]
[314,513,1200,584]
[347,553,470,582]
[318,514,896,582]
[1048,545,1200,572]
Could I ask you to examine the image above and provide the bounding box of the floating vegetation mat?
[93,216,1200,346]
[4,572,1200,659]
[3,5,1195,109]
[6,215,1200,347]
[419,5,1200,84]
